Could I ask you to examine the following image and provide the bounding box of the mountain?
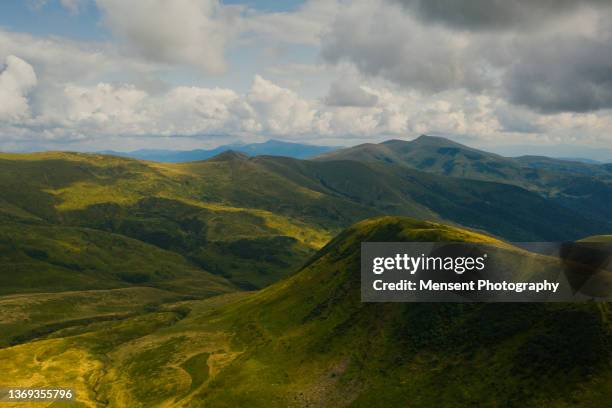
[559,157,603,164]
[0,152,333,289]
[251,154,608,240]
[101,139,338,162]
[488,143,612,163]
[1,149,609,295]
[3,217,610,406]
[514,155,612,176]
[317,135,612,223]
[317,135,612,183]
[2,145,611,406]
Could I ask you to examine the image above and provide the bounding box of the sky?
[1,0,612,156]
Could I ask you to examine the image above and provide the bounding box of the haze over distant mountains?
[99,139,338,162]
[94,136,612,164]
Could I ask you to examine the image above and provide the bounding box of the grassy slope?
[255,156,608,241]
[316,136,612,223]
[0,221,234,297]
[178,217,611,407]
[316,136,547,189]
[0,287,186,347]
[0,152,333,289]
[1,150,609,291]
[2,217,610,407]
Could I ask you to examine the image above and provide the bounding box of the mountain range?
[2,138,611,291]
[1,136,611,406]
[99,139,338,162]
[317,135,612,223]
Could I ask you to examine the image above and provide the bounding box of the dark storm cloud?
[321,0,612,113]
[505,37,612,113]
[394,0,609,30]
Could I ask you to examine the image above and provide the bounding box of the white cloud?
[95,0,239,74]
[0,30,156,84]
[1,67,611,150]
[246,75,316,135]
[0,56,37,121]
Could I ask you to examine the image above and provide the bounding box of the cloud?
[325,77,378,107]
[0,56,37,121]
[321,0,612,115]
[393,0,610,30]
[504,36,612,113]
[0,30,156,84]
[3,0,612,151]
[2,68,611,150]
[247,75,315,134]
[242,0,341,45]
[95,0,238,74]
[321,1,493,93]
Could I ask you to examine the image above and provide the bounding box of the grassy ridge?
[317,136,612,224]
[1,150,608,293]
[0,152,333,288]
[1,217,610,407]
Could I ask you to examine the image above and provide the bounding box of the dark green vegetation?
[318,135,612,224]
[0,222,233,296]
[1,217,610,407]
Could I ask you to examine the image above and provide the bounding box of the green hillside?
[1,217,610,407]
[0,152,333,289]
[316,135,540,187]
[317,135,612,185]
[254,155,608,241]
[0,221,235,297]
[317,135,612,223]
[0,150,609,292]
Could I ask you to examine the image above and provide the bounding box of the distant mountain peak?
[208,150,249,162]
[411,134,462,146]
[378,135,463,149]
[380,138,409,145]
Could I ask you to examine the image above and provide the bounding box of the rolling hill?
[1,217,610,407]
[1,149,610,291]
[317,135,612,184]
[0,152,333,289]
[316,135,612,223]
[0,222,235,297]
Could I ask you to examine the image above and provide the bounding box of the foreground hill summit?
[1,217,610,407]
